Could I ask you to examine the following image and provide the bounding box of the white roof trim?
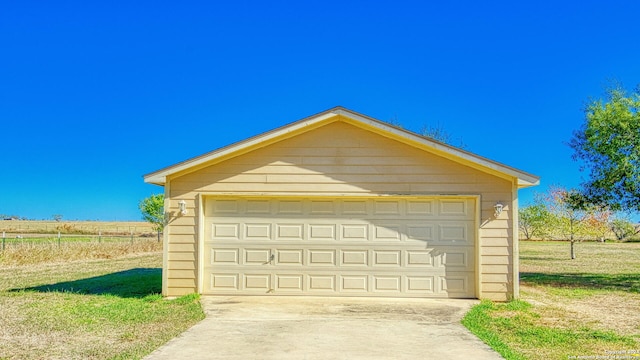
[144,106,540,188]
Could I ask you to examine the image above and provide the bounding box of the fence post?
[130,230,133,244]
[98,230,101,243]
[2,231,5,251]
[58,231,61,248]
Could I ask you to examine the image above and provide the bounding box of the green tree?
[609,217,640,241]
[519,203,553,240]
[139,194,165,241]
[544,186,589,259]
[569,84,640,211]
[582,207,612,242]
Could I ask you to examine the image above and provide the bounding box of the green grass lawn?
[0,253,205,360]
[463,241,640,360]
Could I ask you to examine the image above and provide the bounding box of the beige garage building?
[144,107,538,301]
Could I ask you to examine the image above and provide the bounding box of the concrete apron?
[144,296,503,360]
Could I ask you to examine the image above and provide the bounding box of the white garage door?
[202,197,476,298]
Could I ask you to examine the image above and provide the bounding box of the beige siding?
[165,120,516,299]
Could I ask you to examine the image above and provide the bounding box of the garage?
[144,107,539,300]
[203,196,476,297]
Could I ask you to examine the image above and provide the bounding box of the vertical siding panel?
[166,187,199,296]
[162,181,170,297]
[512,179,520,299]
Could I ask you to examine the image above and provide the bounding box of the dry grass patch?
[0,220,155,235]
[520,241,640,339]
[521,285,640,337]
[464,241,640,360]
[0,239,162,267]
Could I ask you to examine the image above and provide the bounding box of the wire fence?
[0,221,161,252]
[1,231,162,252]
[0,220,155,235]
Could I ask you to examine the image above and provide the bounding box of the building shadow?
[521,272,639,293]
[12,268,161,298]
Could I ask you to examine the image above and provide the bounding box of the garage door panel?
[373,276,402,292]
[277,200,304,214]
[244,274,271,291]
[308,275,337,291]
[276,274,303,291]
[341,224,368,240]
[209,274,239,290]
[212,223,240,240]
[309,224,336,240]
[405,250,435,267]
[438,223,471,244]
[441,252,469,268]
[246,199,271,214]
[276,224,304,240]
[438,273,473,296]
[310,200,337,214]
[276,249,303,265]
[245,223,272,240]
[406,200,435,215]
[437,248,474,270]
[244,249,271,265]
[406,276,435,293]
[406,224,434,242]
[439,199,469,216]
[341,275,369,292]
[373,250,401,266]
[211,199,239,214]
[308,250,337,266]
[341,250,369,266]
[203,197,476,298]
[373,225,402,241]
[374,200,401,215]
[342,200,368,215]
[210,248,239,265]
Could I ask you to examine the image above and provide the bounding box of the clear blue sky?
[1,1,639,220]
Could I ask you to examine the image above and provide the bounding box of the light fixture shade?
[493,202,504,217]
[178,200,187,215]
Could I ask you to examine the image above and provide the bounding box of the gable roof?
[144,106,540,188]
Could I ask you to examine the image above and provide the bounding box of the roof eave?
[518,177,541,188]
[142,107,344,186]
[144,174,166,186]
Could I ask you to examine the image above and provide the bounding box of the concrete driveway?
[144,296,503,360]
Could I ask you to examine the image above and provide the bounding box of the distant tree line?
[0,214,30,220]
[520,82,640,259]
[519,185,640,243]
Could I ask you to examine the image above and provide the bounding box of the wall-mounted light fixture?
[494,202,504,218]
[178,200,188,215]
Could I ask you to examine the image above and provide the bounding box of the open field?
[0,220,163,267]
[4,223,639,359]
[464,241,640,359]
[0,238,162,266]
[0,220,155,235]
[0,252,205,360]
